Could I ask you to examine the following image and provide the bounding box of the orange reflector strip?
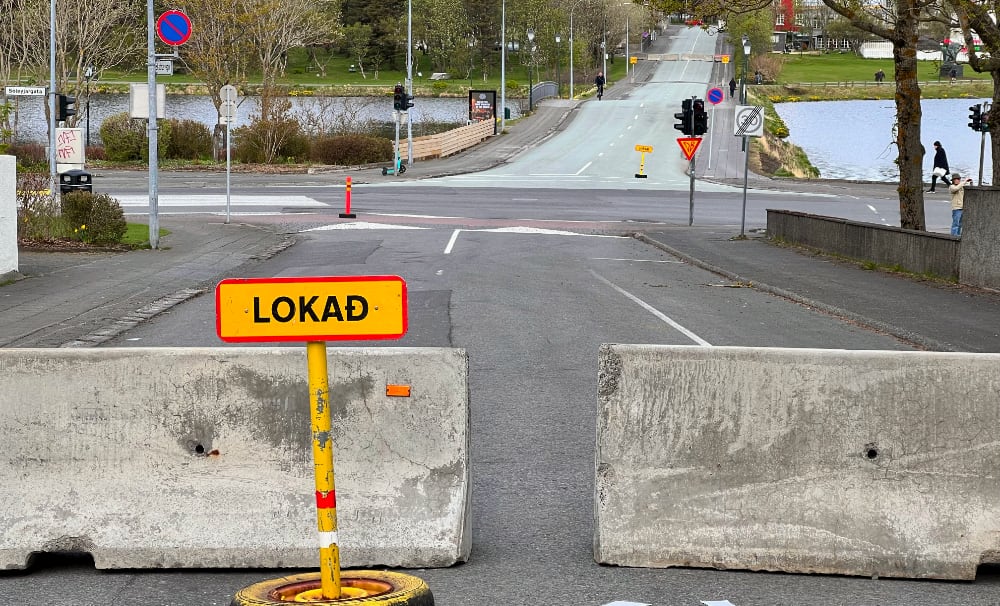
[386,384,411,397]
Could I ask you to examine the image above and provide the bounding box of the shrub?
[310,134,392,165]
[99,112,171,162]
[164,118,212,159]
[8,142,47,169]
[233,116,309,163]
[16,171,64,241]
[60,191,127,245]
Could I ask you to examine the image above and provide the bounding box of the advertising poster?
[469,90,497,134]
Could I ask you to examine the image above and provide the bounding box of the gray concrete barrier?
[595,344,1000,580]
[959,187,1000,289]
[0,155,17,282]
[0,347,470,570]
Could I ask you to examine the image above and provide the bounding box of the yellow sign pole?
[634,144,653,179]
[308,340,341,600]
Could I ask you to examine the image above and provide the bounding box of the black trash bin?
[59,169,93,194]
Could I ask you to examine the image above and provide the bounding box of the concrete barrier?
[0,347,469,570]
[959,187,1000,289]
[595,344,1000,580]
[766,209,960,281]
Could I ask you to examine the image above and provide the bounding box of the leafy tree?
[952,0,1000,186]
[344,22,375,78]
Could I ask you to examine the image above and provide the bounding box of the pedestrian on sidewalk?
[595,72,605,100]
[927,140,949,192]
[949,173,972,236]
[729,77,737,98]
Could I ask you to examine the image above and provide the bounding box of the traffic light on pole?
[393,83,405,111]
[692,98,708,136]
[674,98,693,135]
[969,103,982,131]
[56,93,76,123]
[404,92,414,109]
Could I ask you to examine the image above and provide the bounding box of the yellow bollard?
[307,341,341,600]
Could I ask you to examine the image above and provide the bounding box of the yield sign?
[677,137,702,161]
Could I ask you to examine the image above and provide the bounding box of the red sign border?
[215,275,408,343]
[677,137,703,161]
[156,10,192,46]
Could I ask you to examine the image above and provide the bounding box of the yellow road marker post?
[219,276,436,605]
[634,144,653,179]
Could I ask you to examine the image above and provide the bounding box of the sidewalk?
[3,220,292,347]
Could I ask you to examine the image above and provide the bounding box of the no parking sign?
[156,10,192,46]
[707,88,724,105]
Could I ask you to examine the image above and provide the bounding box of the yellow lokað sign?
[634,144,654,153]
[629,56,637,64]
[215,275,407,342]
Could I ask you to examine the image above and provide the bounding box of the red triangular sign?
[677,137,702,161]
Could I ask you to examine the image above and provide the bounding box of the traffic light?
[983,107,991,132]
[692,99,708,136]
[56,93,76,122]
[393,83,405,111]
[969,103,982,131]
[674,98,693,135]
[404,92,414,110]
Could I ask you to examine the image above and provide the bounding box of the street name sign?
[5,86,46,96]
[215,275,407,342]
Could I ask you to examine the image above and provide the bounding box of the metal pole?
[147,0,159,249]
[740,135,749,237]
[979,128,986,186]
[406,0,413,166]
[500,0,506,132]
[688,157,695,226]
[569,10,574,99]
[307,341,341,600]
[48,0,56,196]
[225,121,231,224]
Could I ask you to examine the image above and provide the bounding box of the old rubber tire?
[231,570,433,605]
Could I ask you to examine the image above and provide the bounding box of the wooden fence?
[398,120,495,161]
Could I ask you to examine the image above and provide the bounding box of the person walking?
[729,77,737,99]
[874,69,885,84]
[594,71,605,100]
[927,140,949,192]
[949,173,972,236]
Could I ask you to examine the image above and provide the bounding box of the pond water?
[6,93,517,145]
[775,98,995,184]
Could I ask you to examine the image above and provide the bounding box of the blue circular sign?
[156,10,192,46]
[707,87,724,105]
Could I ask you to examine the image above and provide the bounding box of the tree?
[952,0,1000,185]
[344,22,375,78]
[819,0,934,231]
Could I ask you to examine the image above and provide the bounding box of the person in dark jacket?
[594,72,605,100]
[927,140,949,192]
[729,77,737,98]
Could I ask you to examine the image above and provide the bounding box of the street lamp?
[527,28,535,111]
[500,0,506,132]
[740,34,751,238]
[84,65,95,148]
[555,34,561,98]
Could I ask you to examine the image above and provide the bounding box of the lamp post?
[84,65,94,148]
[555,34,561,98]
[527,28,535,111]
[739,34,751,238]
[500,0,506,132]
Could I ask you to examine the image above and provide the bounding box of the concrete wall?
[0,155,17,281]
[767,209,961,280]
[0,347,470,570]
[595,344,1000,580]
[958,187,1000,289]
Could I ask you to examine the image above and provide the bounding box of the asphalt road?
[5,25,1000,606]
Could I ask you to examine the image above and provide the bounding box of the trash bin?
[59,169,92,194]
[504,107,511,120]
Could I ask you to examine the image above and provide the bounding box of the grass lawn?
[123,223,168,248]
[778,52,991,83]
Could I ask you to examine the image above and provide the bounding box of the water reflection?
[775,98,994,184]
[7,94,515,145]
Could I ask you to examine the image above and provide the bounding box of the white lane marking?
[304,222,429,231]
[867,204,878,213]
[467,226,625,237]
[366,212,621,223]
[576,162,593,175]
[634,114,640,120]
[116,195,325,207]
[444,229,461,254]
[511,198,539,201]
[592,257,684,264]
[599,152,605,157]
[591,270,712,346]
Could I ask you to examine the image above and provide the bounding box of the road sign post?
[217,275,408,601]
[734,105,765,238]
[220,84,238,224]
